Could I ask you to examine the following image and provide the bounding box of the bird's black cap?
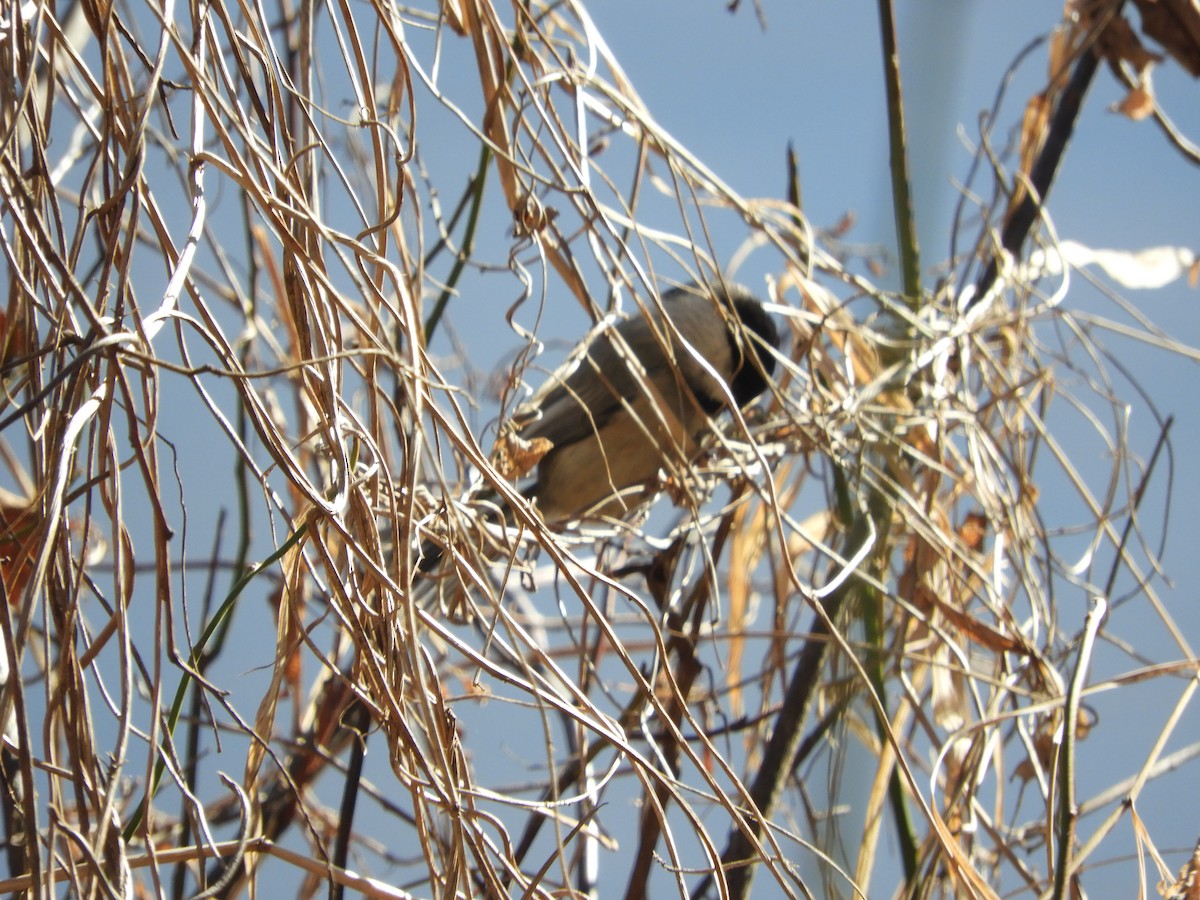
[725,290,779,407]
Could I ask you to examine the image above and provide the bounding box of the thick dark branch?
[970,43,1103,309]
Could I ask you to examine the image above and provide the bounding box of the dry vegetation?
[0,1,1197,898]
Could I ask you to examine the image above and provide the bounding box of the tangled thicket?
[0,1,1197,898]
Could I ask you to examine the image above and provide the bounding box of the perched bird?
[505,281,779,521]
[418,281,779,573]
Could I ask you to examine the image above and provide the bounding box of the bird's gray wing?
[514,315,666,448]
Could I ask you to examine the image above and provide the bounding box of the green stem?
[876,0,921,308]
[423,142,492,342]
[123,525,307,841]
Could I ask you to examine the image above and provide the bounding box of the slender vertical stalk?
[877,0,922,308]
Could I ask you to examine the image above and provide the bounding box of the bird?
[506,281,778,521]
[417,281,779,575]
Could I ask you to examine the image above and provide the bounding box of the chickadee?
[418,282,778,573]
[508,281,779,521]
[420,282,777,580]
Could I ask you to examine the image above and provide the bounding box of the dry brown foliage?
[0,2,1196,898]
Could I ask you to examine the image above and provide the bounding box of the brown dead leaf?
[1015,92,1051,205]
[0,307,35,375]
[491,427,553,480]
[1135,0,1200,77]
[958,512,988,553]
[938,599,1026,655]
[0,490,42,605]
[1098,12,1165,71]
[1114,82,1157,119]
[1095,13,1164,120]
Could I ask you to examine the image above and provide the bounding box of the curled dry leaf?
[491,427,553,480]
[1097,13,1164,121]
[1113,81,1157,120]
